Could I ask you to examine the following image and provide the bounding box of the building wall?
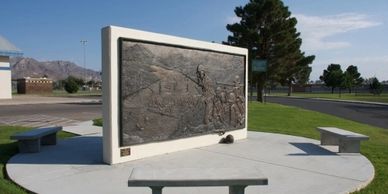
[0,56,12,99]
[17,78,53,94]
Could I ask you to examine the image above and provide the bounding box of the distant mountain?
[10,57,101,81]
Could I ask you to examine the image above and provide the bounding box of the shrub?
[369,77,383,95]
[64,79,79,93]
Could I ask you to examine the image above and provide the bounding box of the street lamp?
[80,40,87,87]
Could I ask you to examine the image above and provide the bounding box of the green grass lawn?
[249,102,388,194]
[93,118,103,127]
[0,126,75,194]
[270,92,388,103]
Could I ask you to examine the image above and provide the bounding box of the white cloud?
[294,13,381,51]
[226,16,240,24]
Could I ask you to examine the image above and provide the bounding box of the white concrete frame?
[102,26,248,164]
[0,56,12,99]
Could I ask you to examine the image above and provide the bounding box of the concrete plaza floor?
[7,131,374,194]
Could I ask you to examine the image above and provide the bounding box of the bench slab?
[11,127,62,140]
[316,127,369,153]
[317,127,369,140]
[11,126,62,153]
[128,167,268,194]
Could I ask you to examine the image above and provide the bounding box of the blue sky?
[1,0,387,81]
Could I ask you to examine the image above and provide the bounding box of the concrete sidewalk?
[0,95,101,106]
[63,120,102,136]
[6,131,374,194]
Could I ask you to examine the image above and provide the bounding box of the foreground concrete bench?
[10,126,62,153]
[128,167,268,194]
[316,127,369,153]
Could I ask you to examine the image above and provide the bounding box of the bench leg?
[229,185,247,194]
[320,132,339,145]
[339,139,361,153]
[18,139,40,153]
[150,186,163,194]
[41,133,57,145]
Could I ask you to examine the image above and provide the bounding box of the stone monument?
[102,26,247,164]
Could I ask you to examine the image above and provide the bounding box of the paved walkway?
[62,120,102,136]
[7,130,374,194]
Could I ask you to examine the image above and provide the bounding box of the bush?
[64,79,79,93]
[369,77,383,95]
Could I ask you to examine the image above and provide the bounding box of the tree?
[320,64,344,93]
[278,53,315,96]
[64,79,79,93]
[343,65,363,93]
[294,55,315,85]
[67,76,84,87]
[225,0,309,102]
[369,77,383,95]
[64,76,80,93]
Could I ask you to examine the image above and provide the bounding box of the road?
[267,96,388,129]
[0,103,102,128]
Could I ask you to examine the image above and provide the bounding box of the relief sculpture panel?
[119,39,245,146]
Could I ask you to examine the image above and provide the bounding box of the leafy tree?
[66,76,85,87]
[278,53,315,96]
[294,55,315,85]
[63,76,81,93]
[64,79,79,93]
[86,80,97,89]
[320,64,344,93]
[369,77,383,95]
[343,65,363,93]
[225,0,310,102]
[53,80,65,90]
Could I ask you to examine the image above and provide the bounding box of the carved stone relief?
[119,39,245,146]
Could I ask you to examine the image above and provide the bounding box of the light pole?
[80,40,87,88]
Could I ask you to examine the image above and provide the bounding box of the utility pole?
[80,40,87,88]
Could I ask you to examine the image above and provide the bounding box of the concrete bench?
[316,127,369,153]
[128,167,268,194]
[10,126,62,153]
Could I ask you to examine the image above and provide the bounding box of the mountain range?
[10,57,101,81]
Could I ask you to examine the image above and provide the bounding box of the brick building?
[17,77,53,94]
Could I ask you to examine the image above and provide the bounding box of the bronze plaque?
[120,147,131,157]
[119,38,245,146]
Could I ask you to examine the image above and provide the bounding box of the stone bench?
[316,127,369,153]
[10,126,62,153]
[128,167,268,194]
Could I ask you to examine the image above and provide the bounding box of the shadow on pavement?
[8,136,104,165]
[288,142,337,156]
